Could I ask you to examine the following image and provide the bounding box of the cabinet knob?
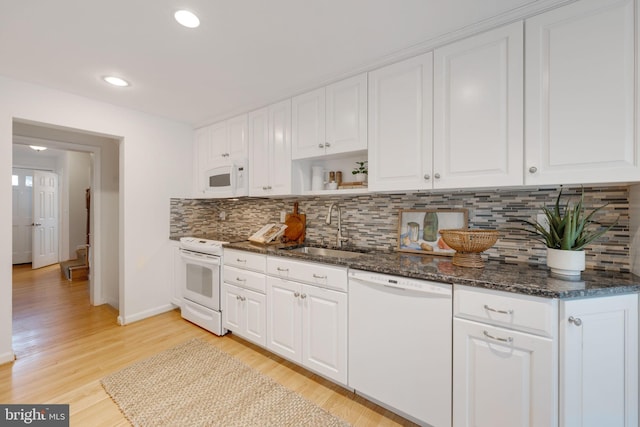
[236,295,241,300]
[267,186,272,190]
[294,292,300,298]
[424,174,430,180]
[262,186,268,190]
[300,293,307,299]
[318,144,324,148]
[434,173,441,179]
[325,142,331,148]
[568,316,582,326]
[529,166,538,174]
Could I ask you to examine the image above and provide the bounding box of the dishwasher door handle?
[351,278,451,298]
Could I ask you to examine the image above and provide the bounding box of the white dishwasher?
[348,269,452,427]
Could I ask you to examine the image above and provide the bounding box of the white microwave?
[203,162,248,197]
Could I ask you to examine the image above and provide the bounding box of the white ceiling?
[0,0,562,127]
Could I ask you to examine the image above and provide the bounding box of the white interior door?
[32,170,59,269]
[12,168,33,264]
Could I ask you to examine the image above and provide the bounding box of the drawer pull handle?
[277,267,289,272]
[312,274,327,279]
[236,277,246,282]
[568,316,582,326]
[483,304,513,315]
[483,330,513,343]
[236,258,247,263]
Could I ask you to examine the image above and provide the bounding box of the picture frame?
[397,209,469,255]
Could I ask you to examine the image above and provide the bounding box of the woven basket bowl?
[439,229,499,268]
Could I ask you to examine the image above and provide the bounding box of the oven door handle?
[180,250,221,265]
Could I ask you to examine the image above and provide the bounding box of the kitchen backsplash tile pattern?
[171,186,629,272]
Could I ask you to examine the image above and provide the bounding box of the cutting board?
[283,202,306,243]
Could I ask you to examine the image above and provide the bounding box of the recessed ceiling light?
[174,10,200,28]
[103,76,130,87]
[29,145,47,152]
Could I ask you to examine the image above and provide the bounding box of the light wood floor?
[1,263,417,426]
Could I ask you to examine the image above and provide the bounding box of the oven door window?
[186,263,213,297]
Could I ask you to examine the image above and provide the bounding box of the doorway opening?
[11,119,121,319]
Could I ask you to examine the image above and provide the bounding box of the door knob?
[529,166,538,174]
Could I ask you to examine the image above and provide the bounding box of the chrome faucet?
[326,203,349,248]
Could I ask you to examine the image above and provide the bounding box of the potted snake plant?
[523,188,618,278]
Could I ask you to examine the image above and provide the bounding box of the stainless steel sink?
[285,246,364,259]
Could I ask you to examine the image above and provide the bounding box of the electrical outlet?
[219,211,226,221]
[536,213,549,232]
[280,211,286,223]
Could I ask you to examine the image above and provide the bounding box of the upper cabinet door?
[209,121,229,168]
[194,126,211,195]
[248,107,270,196]
[368,52,433,192]
[291,88,326,160]
[227,114,248,162]
[268,99,292,195]
[525,0,639,185]
[326,73,367,156]
[434,22,524,189]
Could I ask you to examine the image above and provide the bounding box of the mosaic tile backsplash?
[170,185,630,272]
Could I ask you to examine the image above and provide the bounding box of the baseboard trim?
[118,304,176,325]
[0,350,15,365]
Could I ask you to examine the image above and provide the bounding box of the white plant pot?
[354,173,367,183]
[546,248,585,278]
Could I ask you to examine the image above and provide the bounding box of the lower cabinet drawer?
[224,249,266,272]
[267,256,347,292]
[454,285,557,338]
[224,266,266,294]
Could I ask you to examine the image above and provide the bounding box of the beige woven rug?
[101,339,349,427]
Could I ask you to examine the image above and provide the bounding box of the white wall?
[0,75,193,364]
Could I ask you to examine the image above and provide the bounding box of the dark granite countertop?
[222,240,640,299]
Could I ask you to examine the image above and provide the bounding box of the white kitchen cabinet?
[208,121,228,167]
[248,99,292,196]
[292,73,367,159]
[454,319,556,427]
[194,114,248,195]
[222,282,266,347]
[560,294,638,427]
[266,256,348,385]
[368,52,433,192]
[433,21,523,188]
[222,249,267,347]
[453,285,558,427]
[525,0,640,185]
